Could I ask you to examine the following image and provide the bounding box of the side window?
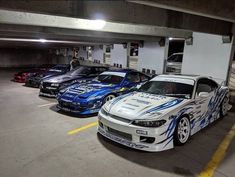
[208,80,218,91]
[97,67,107,73]
[90,68,99,74]
[81,68,91,75]
[196,78,217,95]
[140,74,149,82]
[126,72,141,83]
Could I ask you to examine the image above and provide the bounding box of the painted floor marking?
[199,124,235,177]
[68,121,98,135]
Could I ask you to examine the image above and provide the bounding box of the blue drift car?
[57,69,151,115]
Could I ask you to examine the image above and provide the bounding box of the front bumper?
[97,111,174,152]
[39,84,60,98]
[13,76,26,83]
[25,79,40,88]
[57,99,100,115]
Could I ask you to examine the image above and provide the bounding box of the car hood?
[15,69,41,76]
[105,92,189,120]
[44,74,83,84]
[62,81,118,99]
[33,71,62,79]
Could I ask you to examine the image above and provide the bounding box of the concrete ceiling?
[0,0,233,49]
[0,9,191,48]
[0,0,232,35]
[129,0,235,23]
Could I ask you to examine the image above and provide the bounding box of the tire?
[103,94,116,104]
[220,96,229,118]
[174,116,191,146]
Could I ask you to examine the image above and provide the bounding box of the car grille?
[42,82,51,88]
[59,101,86,111]
[107,127,132,141]
[41,88,57,95]
[59,101,75,110]
[109,114,131,123]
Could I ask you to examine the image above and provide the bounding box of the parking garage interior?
[0,1,235,177]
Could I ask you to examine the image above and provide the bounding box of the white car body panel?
[98,75,230,152]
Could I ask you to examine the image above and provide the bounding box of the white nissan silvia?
[97,75,230,152]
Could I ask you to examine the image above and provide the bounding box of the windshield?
[49,65,67,72]
[95,74,124,84]
[67,66,90,76]
[138,81,193,99]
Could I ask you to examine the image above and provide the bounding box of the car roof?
[154,74,212,81]
[80,65,108,68]
[107,68,137,73]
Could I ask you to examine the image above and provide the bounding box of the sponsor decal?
[139,99,184,116]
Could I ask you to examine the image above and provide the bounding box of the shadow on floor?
[97,112,235,177]
[49,104,98,119]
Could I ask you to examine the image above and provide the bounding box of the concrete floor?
[0,70,235,177]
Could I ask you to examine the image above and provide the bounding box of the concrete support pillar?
[111,44,127,68]
[226,24,235,86]
[78,48,87,60]
[181,32,233,83]
[92,45,104,64]
[138,41,165,74]
[126,42,131,68]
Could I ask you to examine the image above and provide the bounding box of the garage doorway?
[165,39,185,74]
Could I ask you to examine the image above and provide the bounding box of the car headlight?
[132,119,166,127]
[59,88,67,94]
[51,83,59,87]
[100,107,109,116]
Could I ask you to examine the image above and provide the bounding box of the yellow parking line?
[68,121,98,135]
[199,124,235,177]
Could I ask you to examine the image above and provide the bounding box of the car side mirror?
[198,92,209,98]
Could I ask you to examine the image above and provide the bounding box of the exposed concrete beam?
[129,0,235,23]
[0,1,232,35]
[0,24,161,43]
[0,9,192,38]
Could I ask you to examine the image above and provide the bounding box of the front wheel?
[103,94,116,104]
[174,117,191,146]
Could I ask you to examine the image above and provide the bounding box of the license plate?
[61,107,71,112]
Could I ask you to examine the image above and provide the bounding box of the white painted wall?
[93,46,104,63]
[78,49,87,59]
[111,44,127,67]
[138,42,165,74]
[182,32,233,81]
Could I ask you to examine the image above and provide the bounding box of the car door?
[193,78,217,131]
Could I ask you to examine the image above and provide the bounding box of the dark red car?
[13,64,55,83]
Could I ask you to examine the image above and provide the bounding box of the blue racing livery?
[57,69,151,115]
[97,75,230,152]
